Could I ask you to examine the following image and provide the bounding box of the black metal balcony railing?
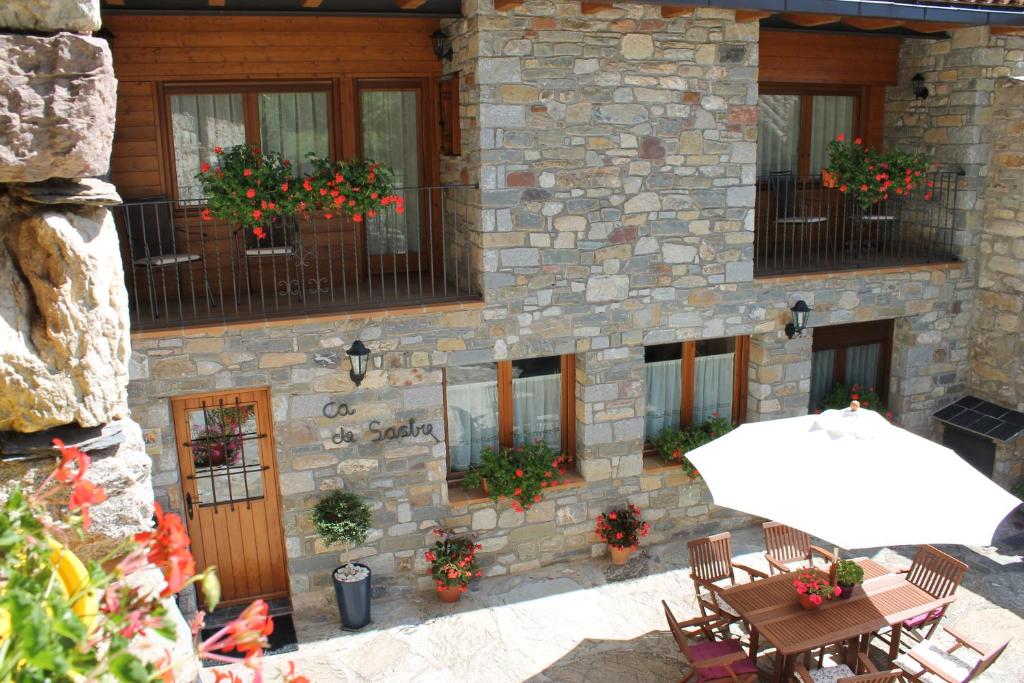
[754,171,961,276]
[114,185,479,330]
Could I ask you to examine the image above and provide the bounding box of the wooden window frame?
[443,355,577,481]
[160,80,339,203]
[643,336,750,450]
[758,84,865,177]
[438,73,461,157]
[811,320,894,402]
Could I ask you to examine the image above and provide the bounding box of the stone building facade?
[117,0,1024,614]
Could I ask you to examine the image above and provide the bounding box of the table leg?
[748,627,760,659]
[889,623,903,664]
[771,652,785,683]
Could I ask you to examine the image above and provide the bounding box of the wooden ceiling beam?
[661,5,696,18]
[394,0,429,9]
[494,0,525,10]
[735,10,773,23]
[842,17,906,31]
[302,0,325,7]
[779,13,841,27]
[903,21,962,33]
[581,1,615,13]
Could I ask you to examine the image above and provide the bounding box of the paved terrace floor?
[204,517,1024,682]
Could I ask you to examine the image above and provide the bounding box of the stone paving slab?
[204,518,1024,682]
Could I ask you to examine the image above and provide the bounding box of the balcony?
[114,185,479,331]
[753,171,961,277]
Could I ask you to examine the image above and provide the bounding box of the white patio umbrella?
[685,405,1021,550]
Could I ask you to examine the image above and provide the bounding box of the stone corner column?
[747,328,813,422]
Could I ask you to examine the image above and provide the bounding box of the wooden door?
[171,388,290,608]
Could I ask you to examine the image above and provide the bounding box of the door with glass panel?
[357,80,432,275]
[171,388,289,607]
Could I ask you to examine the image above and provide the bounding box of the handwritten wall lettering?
[323,400,440,444]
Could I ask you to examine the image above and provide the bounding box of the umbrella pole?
[830,546,840,586]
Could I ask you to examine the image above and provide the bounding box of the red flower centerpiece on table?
[793,569,842,609]
[425,528,482,603]
[595,504,650,565]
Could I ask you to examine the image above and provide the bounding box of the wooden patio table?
[719,558,956,682]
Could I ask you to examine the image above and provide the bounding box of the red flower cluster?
[793,570,841,605]
[52,439,108,531]
[595,503,650,550]
[463,440,569,512]
[826,135,934,210]
[134,502,196,597]
[426,528,482,592]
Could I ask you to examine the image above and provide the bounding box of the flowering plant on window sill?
[424,528,482,593]
[816,382,892,421]
[825,135,935,210]
[594,504,650,551]
[462,441,569,512]
[653,412,734,479]
[0,439,305,683]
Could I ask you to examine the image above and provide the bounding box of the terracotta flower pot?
[822,169,838,189]
[609,545,632,566]
[798,594,822,610]
[438,585,463,603]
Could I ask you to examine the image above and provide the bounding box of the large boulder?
[0,201,130,432]
[0,0,101,34]
[0,32,116,183]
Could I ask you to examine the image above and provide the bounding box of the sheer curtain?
[259,92,329,177]
[693,353,734,422]
[445,380,499,471]
[844,343,881,390]
[809,95,854,174]
[170,94,245,199]
[513,374,562,451]
[360,90,421,256]
[645,359,682,440]
[757,95,801,175]
[809,349,837,410]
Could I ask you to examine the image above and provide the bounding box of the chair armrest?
[732,563,769,580]
[908,650,962,683]
[765,554,792,575]
[692,575,725,595]
[791,663,814,683]
[942,626,987,655]
[808,545,834,562]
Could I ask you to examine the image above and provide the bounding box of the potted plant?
[816,382,892,421]
[462,440,568,512]
[424,528,482,603]
[311,490,373,629]
[594,504,650,565]
[834,559,864,601]
[825,134,934,209]
[793,569,842,609]
[653,411,734,479]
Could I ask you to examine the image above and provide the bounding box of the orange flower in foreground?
[134,502,196,597]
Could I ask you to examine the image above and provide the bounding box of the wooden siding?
[760,30,902,87]
[105,14,441,199]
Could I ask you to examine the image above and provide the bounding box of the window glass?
[810,349,837,410]
[445,364,499,472]
[645,355,682,440]
[694,338,736,423]
[170,93,245,200]
[187,403,263,504]
[844,342,881,390]
[809,95,855,174]
[757,94,801,175]
[259,91,330,177]
[512,356,562,451]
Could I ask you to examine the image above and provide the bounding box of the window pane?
[694,338,735,423]
[360,89,421,255]
[512,357,562,452]
[187,403,263,505]
[810,349,837,410]
[171,94,246,200]
[645,358,682,440]
[809,95,854,174]
[258,91,329,177]
[446,364,499,472]
[757,95,801,175]
[844,342,881,391]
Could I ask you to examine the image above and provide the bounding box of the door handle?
[186,491,195,520]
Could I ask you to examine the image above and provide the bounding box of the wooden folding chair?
[794,652,899,682]
[663,600,758,683]
[762,521,834,575]
[895,626,1009,682]
[900,545,968,642]
[687,532,767,633]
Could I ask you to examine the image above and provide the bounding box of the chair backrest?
[763,521,811,565]
[840,671,900,683]
[765,171,799,217]
[123,198,177,261]
[243,213,298,250]
[688,532,734,584]
[661,600,695,664]
[906,545,968,600]
[963,640,1010,682]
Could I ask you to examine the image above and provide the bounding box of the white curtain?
[445,380,499,471]
[512,374,562,451]
[809,349,837,410]
[757,94,801,175]
[693,353,734,423]
[809,95,855,174]
[170,94,245,200]
[645,359,682,440]
[259,92,329,177]
[844,343,881,390]
[360,90,421,255]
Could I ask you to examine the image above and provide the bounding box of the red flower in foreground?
[134,502,196,597]
[69,480,107,530]
[54,438,91,483]
[284,662,310,683]
[221,599,273,658]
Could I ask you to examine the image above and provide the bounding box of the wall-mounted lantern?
[431,29,453,61]
[785,300,811,339]
[346,340,371,387]
[911,73,929,100]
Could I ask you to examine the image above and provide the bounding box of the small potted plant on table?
[834,559,864,601]
[793,569,842,609]
[311,490,373,629]
[425,528,482,603]
[463,440,568,512]
[595,504,650,565]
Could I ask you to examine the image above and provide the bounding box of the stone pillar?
[575,346,645,481]
[747,328,813,421]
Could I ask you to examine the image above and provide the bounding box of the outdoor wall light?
[911,73,929,100]
[346,340,371,387]
[431,29,453,61]
[785,300,811,339]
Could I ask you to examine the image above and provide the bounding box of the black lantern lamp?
[785,300,811,339]
[346,340,371,387]
[911,73,929,100]
[431,29,453,61]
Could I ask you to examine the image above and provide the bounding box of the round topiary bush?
[311,490,372,549]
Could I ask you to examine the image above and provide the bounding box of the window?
[444,355,576,478]
[757,90,857,177]
[167,84,332,200]
[644,337,749,443]
[809,320,893,411]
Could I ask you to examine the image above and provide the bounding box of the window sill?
[446,471,587,508]
[642,453,682,473]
